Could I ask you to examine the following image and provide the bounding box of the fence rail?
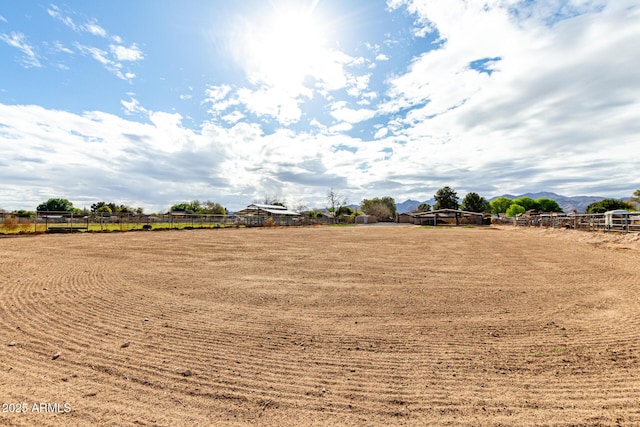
[0,211,332,233]
[497,212,640,233]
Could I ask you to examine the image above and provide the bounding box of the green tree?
[586,199,633,214]
[170,202,190,213]
[13,210,35,218]
[416,202,431,212]
[512,197,539,211]
[37,198,74,212]
[360,196,396,218]
[170,200,203,214]
[434,186,459,210]
[363,202,392,219]
[97,205,112,214]
[461,192,489,213]
[536,198,563,212]
[506,203,526,217]
[117,205,133,214]
[361,197,396,218]
[336,205,353,217]
[91,201,106,213]
[91,201,120,213]
[201,201,226,215]
[490,197,513,215]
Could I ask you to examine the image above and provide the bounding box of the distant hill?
[396,199,419,213]
[394,192,610,214]
[396,198,436,213]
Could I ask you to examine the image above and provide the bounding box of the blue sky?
[1,0,639,212]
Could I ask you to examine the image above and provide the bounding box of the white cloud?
[47,5,77,30]
[52,41,74,54]
[222,110,245,124]
[121,97,147,115]
[45,5,143,79]
[328,122,353,133]
[109,43,144,61]
[204,84,232,103]
[373,127,389,139]
[0,103,232,212]
[83,22,107,38]
[346,73,372,98]
[74,42,136,81]
[0,32,41,68]
[377,0,640,197]
[330,102,376,124]
[236,86,303,126]
[0,15,7,23]
[48,5,109,38]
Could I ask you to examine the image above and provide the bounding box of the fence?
[6,210,636,234]
[0,211,332,233]
[499,212,640,233]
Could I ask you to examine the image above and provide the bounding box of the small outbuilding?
[395,213,415,224]
[355,215,377,224]
[235,204,300,226]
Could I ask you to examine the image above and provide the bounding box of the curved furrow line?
[42,328,424,402]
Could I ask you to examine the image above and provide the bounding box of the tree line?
[2,189,639,219]
[1,198,227,217]
[326,187,640,222]
[325,186,563,222]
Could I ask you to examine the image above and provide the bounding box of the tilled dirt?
[1,225,639,426]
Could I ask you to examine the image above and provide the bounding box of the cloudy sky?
[1,0,639,212]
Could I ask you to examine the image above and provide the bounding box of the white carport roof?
[236,204,300,216]
[258,208,300,216]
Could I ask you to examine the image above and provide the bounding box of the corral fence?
[0,211,333,234]
[497,211,640,233]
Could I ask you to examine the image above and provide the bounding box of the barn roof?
[236,204,300,216]
[249,203,288,210]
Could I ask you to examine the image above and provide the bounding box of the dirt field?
[1,225,640,426]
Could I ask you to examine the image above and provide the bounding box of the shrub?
[506,204,526,218]
[3,215,19,232]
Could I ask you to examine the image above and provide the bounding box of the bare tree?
[327,188,347,223]
[293,202,308,212]
[260,194,286,206]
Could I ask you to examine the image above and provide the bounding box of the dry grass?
[1,216,19,232]
[1,226,639,426]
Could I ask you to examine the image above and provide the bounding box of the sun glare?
[244,3,329,91]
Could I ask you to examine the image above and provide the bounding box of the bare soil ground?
[1,225,640,426]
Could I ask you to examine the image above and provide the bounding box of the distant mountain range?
[395,192,614,214]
